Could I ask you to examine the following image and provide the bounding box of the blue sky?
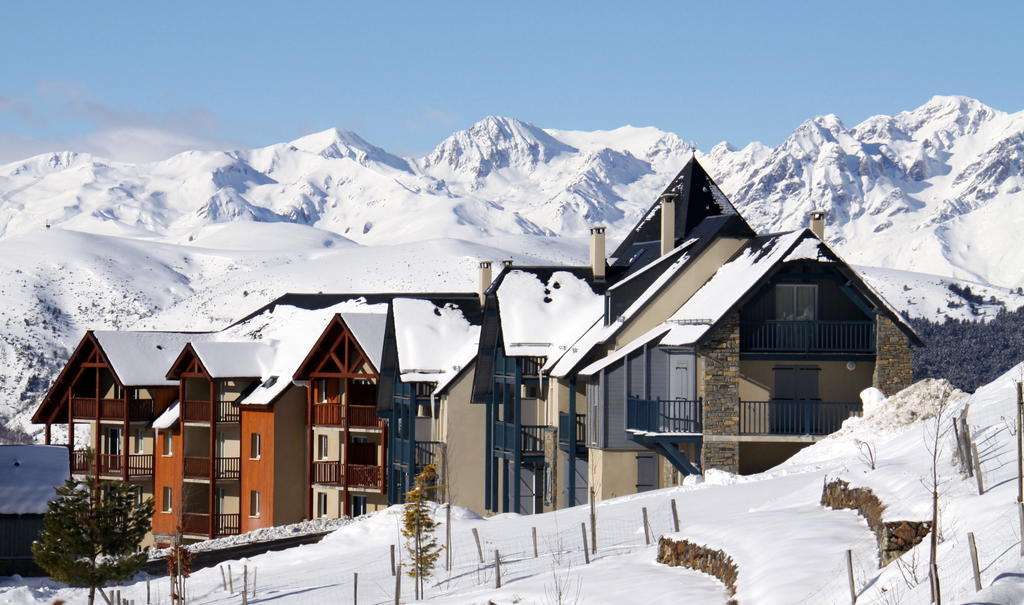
[0,1,1020,161]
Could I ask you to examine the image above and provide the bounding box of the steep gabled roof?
[608,156,755,272]
[0,445,69,515]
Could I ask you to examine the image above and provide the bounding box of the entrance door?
[667,352,696,432]
[105,427,122,471]
[636,452,657,492]
[668,353,695,401]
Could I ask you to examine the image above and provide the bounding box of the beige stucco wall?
[437,367,486,515]
[589,449,639,502]
[273,385,308,525]
[311,487,388,518]
[216,425,240,457]
[740,360,875,402]
[739,374,770,401]
[612,237,748,349]
[218,483,240,514]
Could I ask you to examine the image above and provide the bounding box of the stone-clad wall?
[657,537,739,603]
[699,313,740,473]
[872,315,913,396]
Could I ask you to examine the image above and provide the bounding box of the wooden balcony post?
[343,378,351,517]
[209,379,216,538]
[122,388,130,482]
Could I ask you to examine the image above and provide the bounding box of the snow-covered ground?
[7,365,1024,604]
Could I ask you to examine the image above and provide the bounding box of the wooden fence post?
[963,420,974,477]
[968,532,982,592]
[494,550,502,588]
[147,576,151,604]
[394,563,401,605]
[219,566,226,591]
[642,507,651,545]
[671,499,680,533]
[473,527,484,563]
[242,565,248,605]
[1019,502,1024,557]
[972,441,984,494]
[353,571,358,604]
[590,487,597,553]
[1017,382,1023,503]
[846,549,856,604]
[252,567,257,599]
[446,504,452,571]
[581,523,590,564]
[390,544,396,576]
[228,564,233,593]
[532,526,539,557]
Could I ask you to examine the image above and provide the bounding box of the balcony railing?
[626,399,702,434]
[394,440,443,471]
[70,398,155,420]
[72,451,153,477]
[494,422,546,455]
[349,405,381,429]
[313,403,344,426]
[312,461,385,490]
[180,400,239,423]
[520,357,547,379]
[183,456,240,480]
[740,320,875,353]
[558,412,586,448]
[739,400,861,436]
[181,513,240,537]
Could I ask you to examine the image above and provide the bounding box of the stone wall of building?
[872,315,914,396]
[699,313,740,473]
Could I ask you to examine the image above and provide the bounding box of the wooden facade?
[295,315,387,519]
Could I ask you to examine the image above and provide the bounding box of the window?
[133,428,145,454]
[317,492,328,518]
[250,490,261,517]
[162,432,173,456]
[318,435,329,460]
[162,487,172,513]
[250,433,262,460]
[351,495,367,517]
[105,427,122,455]
[316,379,329,404]
[775,284,817,321]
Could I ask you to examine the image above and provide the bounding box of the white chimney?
[660,193,677,256]
[589,226,606,281]
[478,261,492,306]
[809,210,825,239]
[501,259,514,268]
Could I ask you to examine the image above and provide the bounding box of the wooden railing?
[558,412,586,448]
[313,404,344,426]
[739,400,862,436]
[494,422,546,455]
[70,398,155,419]
[216,456,240,479]
[71,449,92,473]
[74,451,154,477]
[216,400,239,423]
[182,400,211,423]
[740,320,875,353]
[180,513,240,537]
[520,357,547,378]
[312,462,384,490]
[182,456,240,479]
[626,399,703,434]
[349,405,380,428]
[183,456,211,478]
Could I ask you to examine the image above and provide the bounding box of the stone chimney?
[809,210,825,239]
[589,226,606,281]
[660,193,677,256]
[478,261,492,306]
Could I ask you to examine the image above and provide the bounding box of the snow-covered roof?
[152,400,179,430]
[578,324,670,376]
[393,298,480,393]
[496,270,603,360]
[0,445,69,515]
[661,230,805,346]
[93,331,211,386]
[339,312,387,373]
[191,341,276,378]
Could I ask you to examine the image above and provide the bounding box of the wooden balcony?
[70,397,155,420]
[739,400,861,436]
[312,462,385,490]
[740,320,875,353]
[181,400,239,423]
[349,405,381,429]
[181,513,240,537]
[71,450,153,477]
[494,422,545,456]
[313,404,343,426]
[626,399,702,434]
[183,456,240,480]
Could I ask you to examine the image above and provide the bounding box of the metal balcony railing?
[626,399,703,434]
[739,400,862,435]
[740,320,875,353]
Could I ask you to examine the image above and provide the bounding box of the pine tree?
[401,463,443,599]
[32,469,154,605]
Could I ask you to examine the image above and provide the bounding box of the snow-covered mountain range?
[2,94,1023,438]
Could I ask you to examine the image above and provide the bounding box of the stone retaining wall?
[657,536,739,604]
[820,478,931,566]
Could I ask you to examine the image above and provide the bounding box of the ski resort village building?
[30,156,920,536]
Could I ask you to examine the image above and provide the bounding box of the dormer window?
[775,284,817,321]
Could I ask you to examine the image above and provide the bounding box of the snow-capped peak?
[287,128,411,172]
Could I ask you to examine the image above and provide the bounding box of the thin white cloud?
[0,127,239,164]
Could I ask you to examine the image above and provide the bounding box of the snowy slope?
[7,369,1024,603]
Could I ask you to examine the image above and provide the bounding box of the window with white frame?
[317,492,328,518]
[162,487,172,513]
[250,433,262,459]
[250,490,261,517]
[162,432,172,456]
[318,435,329,460]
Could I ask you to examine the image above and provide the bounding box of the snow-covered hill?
[6,370,1024,604]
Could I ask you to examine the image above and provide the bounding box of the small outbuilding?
[0,445,69,576]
